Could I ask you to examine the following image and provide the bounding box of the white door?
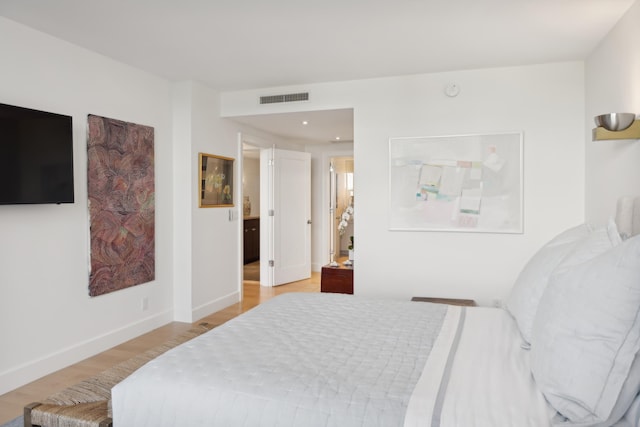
[260,148,311,286]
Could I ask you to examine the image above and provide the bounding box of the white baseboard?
[191,291,241,322]
[0,309,173,396]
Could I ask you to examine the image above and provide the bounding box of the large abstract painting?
[87,115,155,297]
[389,132,522,233]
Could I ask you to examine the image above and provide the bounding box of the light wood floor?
[0,273,321,424]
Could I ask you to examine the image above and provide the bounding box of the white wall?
[222,62,586,305]
[0,17,173,394]
[171,81,194,322]
[0,20,261,395]
[171,81,243,322]
[189,82,243,320]
[173,82,302,324]
[585,1,640,225]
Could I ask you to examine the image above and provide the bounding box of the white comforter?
[112,293,554,426]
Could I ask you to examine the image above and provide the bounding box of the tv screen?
[0,102,74,205]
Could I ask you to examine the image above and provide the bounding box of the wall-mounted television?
[0,102,74,205]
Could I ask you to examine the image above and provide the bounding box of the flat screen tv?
[0,102,74,205]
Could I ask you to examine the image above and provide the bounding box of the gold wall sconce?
[593,112,640,141]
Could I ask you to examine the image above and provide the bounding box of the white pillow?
[507,220,622,345]
[555,219,622,270]
[506,224,591,344]
[530,234,640,424]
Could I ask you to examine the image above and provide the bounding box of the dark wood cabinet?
[243,218,260,264]
[321,264,353,294]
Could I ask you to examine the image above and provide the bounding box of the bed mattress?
[112,293,554,426]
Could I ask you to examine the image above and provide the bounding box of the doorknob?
[307,219,312,224]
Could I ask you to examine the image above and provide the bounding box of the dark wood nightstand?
[321,264,353,294]
[411,297,476,307]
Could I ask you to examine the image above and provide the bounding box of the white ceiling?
[0,0,634,143]
[235,109,354,145]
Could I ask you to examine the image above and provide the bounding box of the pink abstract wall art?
[87,115,155,297]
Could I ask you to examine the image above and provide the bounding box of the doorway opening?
[242,143,261,283]
[233,108,354,293]
[329,157,354,266]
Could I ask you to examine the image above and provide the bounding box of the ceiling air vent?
[260,92,309,105]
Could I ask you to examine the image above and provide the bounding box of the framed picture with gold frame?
[199,152,234,208]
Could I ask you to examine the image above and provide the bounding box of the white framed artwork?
[389,132,523,233]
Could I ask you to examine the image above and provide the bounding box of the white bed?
[113,201,640,427]
[113,293,552,426]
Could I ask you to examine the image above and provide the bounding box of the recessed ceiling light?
[335,136,341,140]
[302,120,308,125]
